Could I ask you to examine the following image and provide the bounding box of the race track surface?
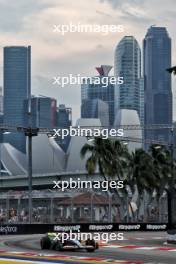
[0,232,176,264]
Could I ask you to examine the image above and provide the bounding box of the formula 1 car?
[40,233,99,252]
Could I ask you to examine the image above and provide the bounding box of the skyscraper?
[3,46,31,153]
[174,122,176,159]
[144,26,172,145]
[0,87,3,146]
[114,36,141,118]
[56,104,72,152]
[57,104,72,128]
[81,98,109,127]
[81,65,114,126]
[25,96,57,128]
[0,87,3,114]
[139,78,144,125]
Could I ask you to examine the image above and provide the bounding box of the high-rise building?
[56,104,72,152]
[139,78,144,125]
[81,98,109,127]
[143,26,172,145]
[3,46,31,153]
[0,87,3,145]
[0,87,3,114]
[114,36,141,118]
[57,104,72,128]
[81,65,114,126]
[24,96,57,128]
[174,122,176,159]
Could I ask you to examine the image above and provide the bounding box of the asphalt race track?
[0,232,176,264]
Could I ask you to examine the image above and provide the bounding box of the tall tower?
[114,36,141,119]
[143,26,172,145]
[56,104,72,152]
[81,65,114,126]
[81,98,109,127]
[0,87,3,114]
[3,46,31,153]
[25,96,57,128]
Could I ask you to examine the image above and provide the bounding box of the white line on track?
[0,258,63,264]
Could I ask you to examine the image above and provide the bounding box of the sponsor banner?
[0,223,169,235]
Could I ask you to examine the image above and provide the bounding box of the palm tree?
[149,144,174,222]
[149,144,171,195]
[102,139,129,181]
[166,66,176,75]
[126,148,157,195]
[80,137,130,222]
[126,148,157,221]
[126,145,173,222]
[80,137,110,180]
[80,137,128,181]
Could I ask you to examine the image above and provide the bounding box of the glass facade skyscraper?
[114,36,141,119]
[25,96,57,128]
[56,104,72,152]
[139,78,144,125]
[3,46,31,153]
[0,87,3,114]
[81,98,109,127]
[144,26,172,144]
[57,104,72,128]
[81,65,114,126]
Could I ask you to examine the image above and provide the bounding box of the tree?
[81,137,129,221]
[80,137,110,180]
[126,148,157,195]
[149,144,172,195]
[80,137,128,181]
[125,148,157,221]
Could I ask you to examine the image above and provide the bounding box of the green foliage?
[80,138,175,195]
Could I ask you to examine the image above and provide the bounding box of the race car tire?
[40,236,51,250]
[55,241,63,251]
[86,248,95,252]
[85,239,96,247]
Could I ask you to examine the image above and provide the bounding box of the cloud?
[0,0,51,32]
[100,0,144,9]
[0,0,176,122]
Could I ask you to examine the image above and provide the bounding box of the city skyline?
[0,0,176,123]
[1,28,174,132]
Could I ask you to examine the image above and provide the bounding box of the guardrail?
[0,223,169,235]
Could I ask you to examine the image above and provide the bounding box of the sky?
[0,0,176,123]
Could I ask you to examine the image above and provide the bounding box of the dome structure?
[1,119,101,176]
[66,118,101,172]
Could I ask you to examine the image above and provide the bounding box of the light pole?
[27,45,32,225]
[24,127,39,224]
[28,129,32,224]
